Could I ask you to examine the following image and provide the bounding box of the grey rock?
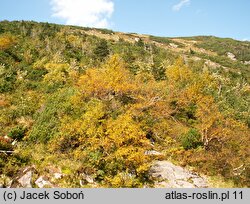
[18,171,32,188]
[134,37,140,42]
[22,166,36,174]
[155,181,172,188]
[35,176,53,188]
[192,177,208,188]
[169,43,178,48]
[7,180,14,188]
[227,52,236,61]
[84,175,94,184]
[175,180,196,188]
[54,173,63,179]
[80,174,95,185]
[86,176,94,184]
[145,150,163,156]
[151,161,208,188]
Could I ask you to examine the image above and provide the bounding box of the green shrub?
[28,88,75,142]
[26,68,48,81]
[94,39,110,61]
[181,129,202,150]
[7,126,26,140]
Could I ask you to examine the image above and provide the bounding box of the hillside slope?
[0,21,249,188]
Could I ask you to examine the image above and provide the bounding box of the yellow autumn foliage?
[78,55,136,99]
[43,63,70,86]
[0,34,16,50]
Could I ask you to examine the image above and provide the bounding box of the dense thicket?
[0,21,249,187]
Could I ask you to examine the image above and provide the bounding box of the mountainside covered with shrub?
[0,21,249,187]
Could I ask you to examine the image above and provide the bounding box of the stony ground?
[1,160,209,188]
[150,161,209,188]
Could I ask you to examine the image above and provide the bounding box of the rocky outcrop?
[145,150,163,156]
[169,43,178,48]
[1,161,209,188]
[14,166,36,188]
[80,174,96,186]
[54,173,63,179]
[227,52,237,61]
[150,161,208,188]
[204,60,221,69]
[2,165,60,188]
[18,170,33,188]
[35,176,54,188]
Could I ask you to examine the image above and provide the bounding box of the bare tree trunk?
[218,83,222,96]
[0,150,14,155]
